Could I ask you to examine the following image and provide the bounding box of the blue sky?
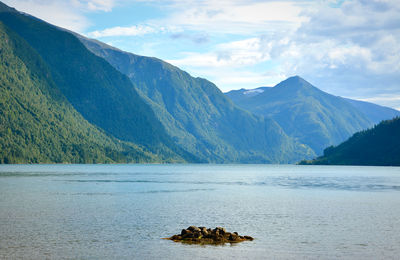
[4,0,400,109]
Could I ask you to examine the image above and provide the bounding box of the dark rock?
[229,233,238,241]
[200,227,208,235]
[166,226,254,245]
[182,231,194,239]
[193,231,201,238]
[244,236,254,241]
[216,227,226,234]
[170,235,178,240]
[188,226,201,232]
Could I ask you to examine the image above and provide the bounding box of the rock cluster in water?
[166,226,254,245]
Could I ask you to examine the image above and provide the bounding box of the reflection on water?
[0,164,399,259]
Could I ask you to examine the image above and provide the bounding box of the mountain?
[78,37,314,163]
[299,117,400,166]
[0,2,197,163]
[343,98,400,124]
[225,76,380,155]
[0,21,161,163]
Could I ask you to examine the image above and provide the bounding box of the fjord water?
[0,165,399,259]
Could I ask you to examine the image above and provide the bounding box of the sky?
[4,0,400,110]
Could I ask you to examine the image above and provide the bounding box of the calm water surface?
[0,164,399,259]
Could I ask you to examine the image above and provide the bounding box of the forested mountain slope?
[0,2,196,162]
[300,117,400,166]
[79,37,315,163]
[0,21,160,163]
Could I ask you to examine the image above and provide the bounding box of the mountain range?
[0,1,312,163]
[0,1,398,164]
[226,77,400,155]
[77,36,313,163]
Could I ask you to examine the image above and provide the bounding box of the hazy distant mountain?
[79,37,315,163]
[343,98,400,124]
[225,76,377,155]
[300,117,400,166]
[0,1,195,163]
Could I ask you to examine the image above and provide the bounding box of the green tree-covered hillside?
[0,22,160,163]
[300,117,400,166]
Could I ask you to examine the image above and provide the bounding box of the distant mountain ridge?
[0,1,314,164]
[78,36,314,163]
[226,76,400,155]
[300,117,400,166]
[343,98,400,124]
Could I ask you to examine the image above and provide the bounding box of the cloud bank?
[162,0,400,108]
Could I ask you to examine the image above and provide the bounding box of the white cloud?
[172,65,287,92]
[296,0,400,68]
[88,25,157,37]
[2,0,119,32]
[212,70,286,90]
[359,94,400,111]
[282,0,400,101]
[154,0,309,35]
[168,37,270,68]
[163,0,400,109]
[82,0,115,12]
[3,0,89,32]
[166,36,290,91]
[86,0,309,38]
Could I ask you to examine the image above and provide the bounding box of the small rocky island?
[165,226,254,245]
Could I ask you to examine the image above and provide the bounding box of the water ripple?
[60,177,400,192]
